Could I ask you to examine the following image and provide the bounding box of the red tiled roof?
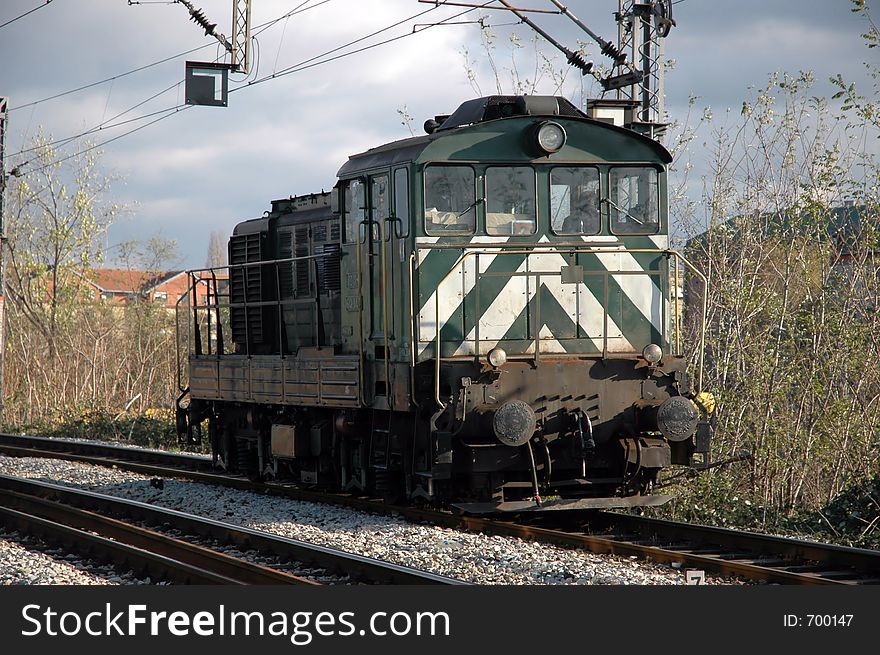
[85,268,228,293]
[86,269,178,293]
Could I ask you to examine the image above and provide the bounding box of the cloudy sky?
[1,0,875,268]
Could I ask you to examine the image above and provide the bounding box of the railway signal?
[170,1,252,106]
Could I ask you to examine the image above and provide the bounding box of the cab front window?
[551,166,600,235]
[609,167,659,234]
[485,166,536,235]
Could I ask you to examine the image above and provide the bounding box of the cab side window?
[424,165,476,235]
[344,178,365,243]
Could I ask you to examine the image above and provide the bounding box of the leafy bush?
[800,476,880,549]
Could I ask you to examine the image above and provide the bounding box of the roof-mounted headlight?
[534,121,566,154]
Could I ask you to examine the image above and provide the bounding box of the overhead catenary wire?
[0,0,53,31]
[11,1,484,177]
[9,42,213,114]
[16,106,192,174]
[9,0,329,114]
[546,0,627,65]
[5,0,331,163]
[490,0,594,75]
[14,83,186,159]
[233,0,490,90]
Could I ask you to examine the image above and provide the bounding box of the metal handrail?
[414,245,708,410]
[183,251,339,359]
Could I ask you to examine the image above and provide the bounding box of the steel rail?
[0,505,250,584]
[0,472,464,585]
[0,488,316,585]
[4,435,877,584]
[587,511,880,582]
[0,433,214,470]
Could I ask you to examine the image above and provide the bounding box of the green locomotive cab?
[178,95,712,513]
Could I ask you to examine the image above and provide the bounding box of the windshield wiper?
[602,197,644,225]
[451,196,484,217]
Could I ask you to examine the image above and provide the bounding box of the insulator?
[600,41,627,65]
[188,6,217,36]
[566,52,593,75]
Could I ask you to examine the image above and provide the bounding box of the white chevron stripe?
[417,236,664,357]
[614,273,664,334]
[417,236,510,355]
[588,249,664,334]
[648,234,669,250]
[536,325,566,354]
[612,250,664,333]
[448,250,632,355]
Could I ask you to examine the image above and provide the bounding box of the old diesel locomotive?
[177,95,712,513]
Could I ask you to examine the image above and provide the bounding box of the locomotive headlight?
[642,343,663,364]
[535,121,566,154]
[487,347,508,368]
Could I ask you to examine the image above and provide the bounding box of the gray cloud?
[1,0,875,266]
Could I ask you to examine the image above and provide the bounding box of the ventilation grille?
[319,243,341,292]
[229,233,264,343]
[294,225,311,297]
[277,229,294,299]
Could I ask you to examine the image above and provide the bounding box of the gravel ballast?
[0,455,742,585]
[0,530,153,585]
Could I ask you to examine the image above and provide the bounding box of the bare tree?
[205,230,227,269]
[668,67,880,527]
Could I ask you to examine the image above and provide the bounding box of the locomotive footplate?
[451,493,674,514]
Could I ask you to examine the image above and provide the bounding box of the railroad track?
[2,433,878,584]
[0,473,463,585]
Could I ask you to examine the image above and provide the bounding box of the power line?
[15,89,184,159]
[10,43,211,113]
[6,1,331,161]
[13,1,483,176]
[0,0,53,31]
[236,1,464,89]
[10,0,329,114]
[22,106,192,173]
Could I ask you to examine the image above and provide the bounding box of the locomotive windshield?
[609,167,659,234]
[424,165,476,234]
[485,166,536,235]
[550,166,600,235]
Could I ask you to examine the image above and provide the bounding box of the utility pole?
[0,96,8,420]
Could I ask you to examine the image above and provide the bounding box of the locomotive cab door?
[366,175,389,343]
[359,171,410,409]
[362,174,392,405]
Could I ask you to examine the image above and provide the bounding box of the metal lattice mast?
[231,0,252,74]
[176,0,251,73]
[614,1,673,138]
